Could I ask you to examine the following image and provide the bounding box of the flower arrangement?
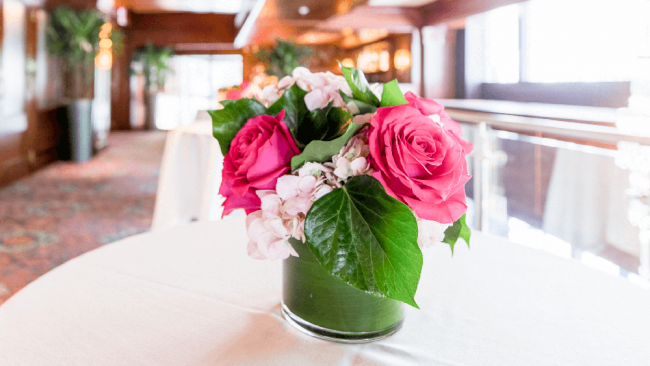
[209,64,472,308]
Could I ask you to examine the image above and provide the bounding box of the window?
[469,0,649,84]
[155,55,243,129]
[484,4,520,84]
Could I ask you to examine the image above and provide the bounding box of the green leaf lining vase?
[281,238,404,343]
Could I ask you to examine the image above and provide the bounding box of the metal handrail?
[446,109,650,145]
[445,108,650,233]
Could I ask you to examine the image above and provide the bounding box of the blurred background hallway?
[1,0,650,301]
[0,131,166,304]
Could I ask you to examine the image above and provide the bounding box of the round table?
[0,218,648,365]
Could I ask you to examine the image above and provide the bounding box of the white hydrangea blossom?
[416,218,450,248]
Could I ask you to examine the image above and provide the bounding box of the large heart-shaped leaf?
[208,98,267,155]
[339,62,380,107]
[266,83,308,132]
[291,122,362,171]
[304,175,422,308]
[380,80,408,107]
[443,214,471,255]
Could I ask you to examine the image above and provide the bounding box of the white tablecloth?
[151,112,225,230]
[0,218,649,365]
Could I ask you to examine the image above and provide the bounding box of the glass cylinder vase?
[281,238,404,343]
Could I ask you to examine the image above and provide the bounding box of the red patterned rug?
[0,131,167,305]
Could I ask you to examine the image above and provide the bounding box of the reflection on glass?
[460,123,649,289]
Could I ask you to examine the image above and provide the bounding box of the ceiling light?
[116,7,127,27]
[341,58,355,68]
[341,28,354,37]
[298,6,310,15]
[379,51,389,72]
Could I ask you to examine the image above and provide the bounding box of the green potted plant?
[131,43,175,130]
[254,39,313,78]
[46,6,122,162]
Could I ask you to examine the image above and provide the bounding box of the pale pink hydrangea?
[245,162,340,260]
[248,84,283,107]
[261,85,282,105]
[352,113,374,125]
[245,203,298,260]
[279,67,352,111]
[331,131,373,181]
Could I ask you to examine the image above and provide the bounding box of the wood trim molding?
[0,147,58,188]
[419,0,527,26]
[234,0,266,49]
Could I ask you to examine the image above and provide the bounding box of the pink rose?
[369,104,471,224]
[219,111,300,216]
[404,92,473,154]
[225,89,243,100]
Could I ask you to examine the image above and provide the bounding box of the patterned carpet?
[0,131,167,305]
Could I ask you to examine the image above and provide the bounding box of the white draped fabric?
[151,112,225,230]
[543,149,640,256]
[0,218,648,365]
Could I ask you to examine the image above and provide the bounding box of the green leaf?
[351,100,378,115]
[291,122,362,171]
[295,102,333,144]
[443,214,471,254]
[304,175,423,308]
[208,98,267,155]
[341,91,378,116]
[380,80,408,107]
[295,104,352,146]
[266,83,309,132]
[327,108,354,136]
[339,62,380,107]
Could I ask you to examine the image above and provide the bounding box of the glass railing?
[452,111,650,289]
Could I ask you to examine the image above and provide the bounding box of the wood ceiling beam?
[418,0,527,27]
[128,12,237,47]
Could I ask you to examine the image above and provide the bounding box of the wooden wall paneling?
[25,8,61,169]
[0,4,63,188]
[111,20,132,131]
[0,0,29,188]
[43,0,97,12]
[1,1,3,117]
[128,12,236,46]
